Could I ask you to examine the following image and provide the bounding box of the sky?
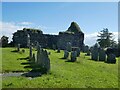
[0,2,118,46]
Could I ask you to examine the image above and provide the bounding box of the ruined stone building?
[13,22,84,50]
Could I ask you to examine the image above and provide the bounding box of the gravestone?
[17,44,20,52]
[36,44,50,72]
[91,43,99,61]
[22,49,25,53]
[52,44,56,51]
[90,47,93,53]
[106,54,116,64]
[71,51,77,62]
[76,48,80,57]
[84,45,89,53]
[64,50,69,59]
[27,34,30,47]
[66,42,72,52]
[47,52,51,55]
[42,50,50,72]
[106,48,116,64]
[86,50,90,56]
[99,48,106,61]
[36,42,40,50]
[29,45,32,59]
[32,53,36,63]
[36,45,42,64]
[57,48,60,53]
[106,47,113,56]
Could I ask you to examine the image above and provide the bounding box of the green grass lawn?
[1,47,119,88]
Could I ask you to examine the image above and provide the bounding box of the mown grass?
[1,47,119,88]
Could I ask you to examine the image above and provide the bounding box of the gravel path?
[1,72,25,77]
[1,71,42,78]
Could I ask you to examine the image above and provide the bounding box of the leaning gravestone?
[71,51,77,62]
[66,42,72,52]
[107,54,116,64]
[99,48,106,61]
[36,44,50,72]
[64,50,69,59]
[76,48,80,57]
[91,43,99,61]
[17,44,20,52]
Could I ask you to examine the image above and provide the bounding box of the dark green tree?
[118,39,120,56]
[0,36,9,47]
[97,28,115,48]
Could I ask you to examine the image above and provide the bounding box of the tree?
[97,28,115,48]
[0,36,9,47]
[118,39,120,56]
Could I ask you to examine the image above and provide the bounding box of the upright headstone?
[29,45,32,59]
[36,44,50,72]
[66,42,72,52]
[27,34,30,47]
[43,50,50,72]
[91,43,99,61]
[107,54,116,64]
[17,44,20,52]
[64,50,69,59]
[22,49,25,53]
[106,48,116,64]
[57,48,60,53]
[84,45,89,53]
[86,50,90,56]
[71,51,77,62]
[32,53,36,63]
[76,48,80,57]
[36,42,40,50]
[47,52,51,55]
[36,44,42,64]
[52,44,56,51]
[99,48,106,61]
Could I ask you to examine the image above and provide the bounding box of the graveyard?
[1,2,119,88]
[1,21,120,88]
[1,47,119,88]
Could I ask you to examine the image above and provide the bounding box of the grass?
[1,47,119,88]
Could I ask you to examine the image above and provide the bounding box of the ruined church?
[13,22,84,50]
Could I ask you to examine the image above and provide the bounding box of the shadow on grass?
[89,59,99,62]
[11,50,18,52]
[88,58,92,60]
[22,70,42,78]
[88,58,106,62]
[21,62,31,65]
[59,57,75,62]
[65,60,72,62]
[17,56,29,60]
[65,59,75,62]
[24,65,32,68]
[20,57,49,78]
[22,65,48,78]
[55,51,61,53]
[59,57,67,59]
